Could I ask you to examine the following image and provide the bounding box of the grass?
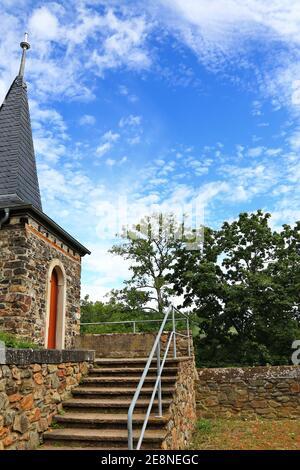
[190,418,300,450]
[195,418,213,434]
[0,331,38,349]
[50,421,64,429]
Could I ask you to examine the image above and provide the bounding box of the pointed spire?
[18,32,31,78]
[0,35,42,211]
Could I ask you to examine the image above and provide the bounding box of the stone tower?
[0,35,90,349]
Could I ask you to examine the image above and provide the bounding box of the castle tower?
[0,35,90,349]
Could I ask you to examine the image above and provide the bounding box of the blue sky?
[1,0,300,300]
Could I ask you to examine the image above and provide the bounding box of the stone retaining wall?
[162,358,197,449]
[75,332,192,358]
[196,365,300,419]
[0,349,94,450]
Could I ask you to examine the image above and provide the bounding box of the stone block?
[276,396,290,403]
[28,431,40,449]
[3,433,17,448]
[0,392,9,410]
[33,373,43,385]
[13,414,29,433]
[20,393,33,410]
[8,393,22,403]
[37,418,49,433]
[0,427,9,439]
[290,382,300,393]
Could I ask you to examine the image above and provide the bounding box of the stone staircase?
[41,357,180,450]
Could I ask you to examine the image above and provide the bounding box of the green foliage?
[172,210,300,367]
[0,331,38,349]
[79,213,198,334]
[80,295,187,333]
[109,213,201,314]
[82,210,300,367]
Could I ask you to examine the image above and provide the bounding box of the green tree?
[109,213,200,314]
[80,294,175,334]
[80,294,149,333]
[172,211,300,367]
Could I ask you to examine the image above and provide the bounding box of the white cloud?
[96,130,120,157]
[96,141,112,157]
[81,243,131,300]
[0,3,153,105]
[118,84,138,102]
[119,156,128,164]
[156,0,300,118]
[88,10,151,75]
[159,0,300,51]
[265,148,282,157]
[79,114,96,126]
[248,146,264,157]
[106,158,116,166]
[127,136,141,145]
[102,130,120,142]
[288,128,300,150]
[119,85,129,96]
[29,6,59,41]
[119,114,142,128]
[81,283,110,302]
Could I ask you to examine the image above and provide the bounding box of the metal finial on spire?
[18,32,31,78]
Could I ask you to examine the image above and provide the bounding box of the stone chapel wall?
[0,216,82,348]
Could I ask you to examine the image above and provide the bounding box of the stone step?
[72,386,174,399]
[63,397,171,414]
[81,376,176,388]
[94,357,180,369]
[89,366,179,376]
[43,427,166,449]
[38,355,185,450]
[54,412,169,429]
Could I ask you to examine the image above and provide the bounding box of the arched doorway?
[48,269,58,349]
[45,261,66,349]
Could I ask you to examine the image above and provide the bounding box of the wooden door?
[48,269,58,349]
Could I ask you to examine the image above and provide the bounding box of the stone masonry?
[0,359,92,450]
[196,365,300,419]
[0,214,82,347]
[162,358,197,449]
[75,332,193,358]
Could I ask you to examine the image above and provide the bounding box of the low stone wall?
[162,358,197,450]
[75,332,192,358]
[196,365,300,419]
[0,349,94,450]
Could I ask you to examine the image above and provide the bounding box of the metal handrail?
[127,305,191,450]
[136,332,175,449]
[80,317,186,334]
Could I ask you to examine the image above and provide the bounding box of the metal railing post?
[186,316,191,357]
[128,414,133,450]
[156,341,162,417]
[133,322,136,333]
[172,306,177,359]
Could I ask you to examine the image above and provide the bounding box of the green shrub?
[0,331,38,349]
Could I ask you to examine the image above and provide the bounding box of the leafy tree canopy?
[171,210,300,367]
[109,213,201,314]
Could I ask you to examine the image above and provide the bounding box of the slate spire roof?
[0,34,42,211]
